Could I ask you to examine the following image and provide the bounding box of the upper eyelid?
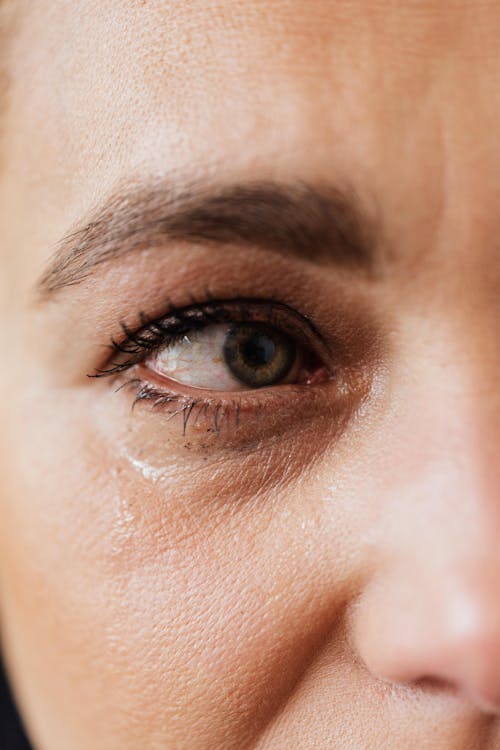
[90,297,331,378]
[123,297,325,351]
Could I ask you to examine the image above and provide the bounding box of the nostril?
[410,671,500,715]
[413,675,459,698]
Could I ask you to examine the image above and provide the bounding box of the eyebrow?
[37,178,378,297]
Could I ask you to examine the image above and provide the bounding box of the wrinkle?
[246,609,351,750]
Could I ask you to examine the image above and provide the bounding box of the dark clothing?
[0,658,32,750]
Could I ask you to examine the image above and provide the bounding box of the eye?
[149,322,301,391]
[93,297,368,440]
[95,297,334,408]
[93,296,374,442]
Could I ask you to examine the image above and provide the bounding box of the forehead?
[3,0,500,279]
[8,2,500,159]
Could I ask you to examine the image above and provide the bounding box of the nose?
[356,561,500,714]
[353,343,500,714]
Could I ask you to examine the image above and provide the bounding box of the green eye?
[223,323,297,388]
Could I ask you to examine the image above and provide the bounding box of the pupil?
[242,334,276,367]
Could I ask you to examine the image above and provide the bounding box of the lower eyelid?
[115,360,365,452]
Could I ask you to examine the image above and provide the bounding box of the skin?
[0,0,500,748]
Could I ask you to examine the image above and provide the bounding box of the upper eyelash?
[90,297,327,379]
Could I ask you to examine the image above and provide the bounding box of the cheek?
[0,387,357,749]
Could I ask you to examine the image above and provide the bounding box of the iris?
[223,323,296,387]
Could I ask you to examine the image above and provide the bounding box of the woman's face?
[1,1,499,748]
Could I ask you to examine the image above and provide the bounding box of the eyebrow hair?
[37,178,378,297]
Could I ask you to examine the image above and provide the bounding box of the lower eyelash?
[120,378,241,436]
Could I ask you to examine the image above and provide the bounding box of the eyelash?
[91,296,334,434]
[94,296,328,375]
[117,379,244,436]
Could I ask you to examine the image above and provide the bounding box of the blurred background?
[0,658,32,750]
